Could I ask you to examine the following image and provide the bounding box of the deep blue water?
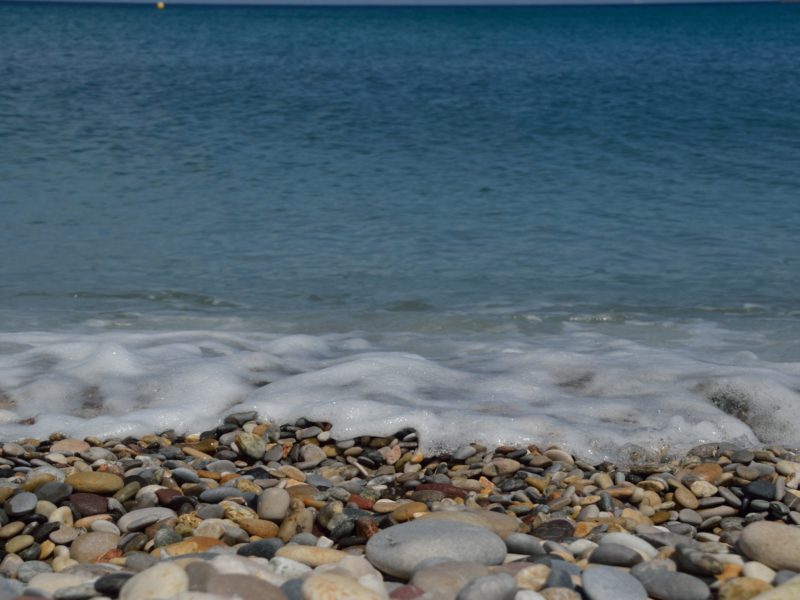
[2,2,799,326]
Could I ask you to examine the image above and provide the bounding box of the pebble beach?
[0,413,799,600]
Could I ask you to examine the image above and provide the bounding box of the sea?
[1,1,799,461]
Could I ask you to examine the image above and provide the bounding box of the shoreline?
[0,413,798,599]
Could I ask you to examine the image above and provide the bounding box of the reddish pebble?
[347,494,374,510]
[414,482,468,499]
[156,489,182,506]
[390,584,426,599]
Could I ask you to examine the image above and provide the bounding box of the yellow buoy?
[156,1,165,9]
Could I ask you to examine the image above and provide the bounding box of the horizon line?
[1,0,784,7]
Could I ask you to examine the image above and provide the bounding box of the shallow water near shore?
[1,3,799,459]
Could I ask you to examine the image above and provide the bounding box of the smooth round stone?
[777,461,800,477]
[740,521,800,571]
[119,562,189,600]
[598,532,658,560]
[365,519,507,579]
[582,566,648,600]
[238,538,285,559]
[258,488,291,521]
[196,504,226,520]
[679,509,703,527]
[171,468,201,484]
[631,562,710,600]
[744,480,777,501]
[297,444,326,468]
[26,572,93,595]
[275,545,348,567]
[411,562,490,594]
[69,492,108,516]
[269,556,312,579]
[70,531,120,563]
[117,507,176,532]
[2,443,25,457]
[589,543,643,567]
[50,439,91,454]
[0,578,23,598]
[16,560,52,583]
[420,508,522,539]
[453,445,477,461]
[205,460,237,473]
[50,526,80,545]
[743,561,777,582]
[35,482,73,504]
[235,432,266,460]
[7,491,38,517]
[200,487,243,503]
[675,488,699,510]
[505,533,546,557]
[302,573,382,600]
[207,573,287,600]
[5,534,34,554]
[153,527,183,548]
[690,481,718,498]
[456,573,516,600]
[65,472,124,494]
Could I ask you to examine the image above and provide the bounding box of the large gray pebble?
[631,561,710,600]
[582,566,648,600]
[739,521,800,571]
[365,519,507,579]
[455,573,516,600]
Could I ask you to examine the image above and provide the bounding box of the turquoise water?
[1,3,799,457]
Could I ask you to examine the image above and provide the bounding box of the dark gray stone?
[632,562,711,600]
[237,538,284,559]
[583,566,648,600]
[589,543,643,567]
[95,572,134,597]
[504,533,545,557]
[6,491,37,517]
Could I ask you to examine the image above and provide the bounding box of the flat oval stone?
[365,519,507,579]
[530,519,575,542]
[420,508,523,539]
[589,543,643,568]
[50,439,90,455]
[65,472,124,494]
[740,521,800,571]
[117,507,176,533]
[302,573,381,600]
[275,545,348,567]
[69,493,108,517]
[599,532,658,560]
[631,562,711,600]
[35,481,73,505]
[199,487,244,503]
[5,534,34,554]
[119,562,189,600]
[582,565,648,600]
[7,492,38,517]
[70,531,120,563]
[456,573,516,600]
[258,488,291,521]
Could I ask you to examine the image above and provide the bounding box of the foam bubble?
[0,321,797,461]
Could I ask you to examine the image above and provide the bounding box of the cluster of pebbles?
[0,413,800,600]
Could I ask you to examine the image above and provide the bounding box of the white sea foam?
[1,320,799,461]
